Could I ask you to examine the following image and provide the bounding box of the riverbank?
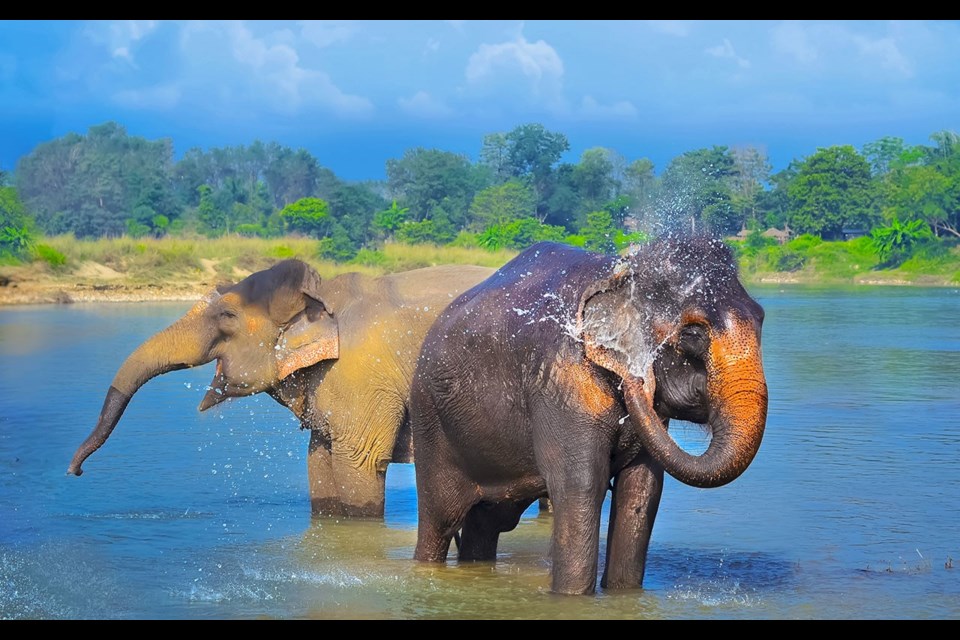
[2,234,958,307]
[0,236,517,306]
[3,258,958,308]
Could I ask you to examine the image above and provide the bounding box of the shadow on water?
[643,546,798,612]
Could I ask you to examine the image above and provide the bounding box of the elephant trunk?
[624,317,768,489]
[67,301,214,476]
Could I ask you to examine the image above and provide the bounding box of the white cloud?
[194,21,373,116]
[465,34,565,109]
[853,35,912,76]
[580,95,637,119]
[86,20,159,65]
[771,21,913,77]
[772,21,818,63]
[705,38,751,68]
[398,91,453,118]
[645,20,691,37]
[299,20,356,48]
[113,84,182,109]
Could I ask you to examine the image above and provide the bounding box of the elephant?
[409,235,768,595]
[67,258,495,518]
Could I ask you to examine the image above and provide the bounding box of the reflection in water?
[1,290,960,618]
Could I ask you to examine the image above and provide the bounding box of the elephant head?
[67,259,338,476]
[578,235,767,488]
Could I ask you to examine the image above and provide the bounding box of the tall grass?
[38,234,518,282]
[26,233,960,286]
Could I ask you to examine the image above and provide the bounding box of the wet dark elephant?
[68,259,494,518]
[410,236,768,594]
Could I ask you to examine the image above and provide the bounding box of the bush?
[125,219,151,238]
[395,219,456,246]
[32,243,67,268]
[786,234,823,252]
[742,230,778,257]
[0,224,35,258]
[317,224,358,262]
[350,248,388,268]
[449,231,480,248]
[235,224,268,238]
[771,248,805,272]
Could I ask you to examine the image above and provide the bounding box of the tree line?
[2,120,959,265]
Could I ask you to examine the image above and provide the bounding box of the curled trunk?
[623,322,768,489]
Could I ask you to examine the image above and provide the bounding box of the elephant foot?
[341,500,386,519]
[310,496,346,518]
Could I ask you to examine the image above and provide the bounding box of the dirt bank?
[0,262,214,306]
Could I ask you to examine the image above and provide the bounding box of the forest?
[2,121,959,277]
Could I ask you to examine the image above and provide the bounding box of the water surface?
[1,285,958,619]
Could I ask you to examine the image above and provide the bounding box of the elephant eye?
[678,323,708,357]
[218,309,240,334]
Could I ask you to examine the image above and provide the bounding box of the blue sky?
[2,20,958,181]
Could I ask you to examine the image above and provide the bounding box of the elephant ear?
[275,296,339,380]
[577,265,659,386]
[265,260,331,325]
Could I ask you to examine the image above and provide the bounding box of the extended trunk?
[67,301,213,476]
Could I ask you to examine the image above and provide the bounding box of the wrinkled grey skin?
[68,259,494,518]
[410,238,768,594]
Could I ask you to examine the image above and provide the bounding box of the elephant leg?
[307,430,344,517]
[414,486,475,563]
[330,453,386,519]
[545,462,610,595]
[601,452,664,590]
[412,420,476,562]
[459,500,530,562]
[537,497,553,517]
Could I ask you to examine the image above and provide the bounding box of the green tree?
[623,158,658,232]
[787,146,878,240]
[476,217,567,251]
[911,130,960,238]
[479,132,511,183]
[863,136,910,177]
[279,197,331,237]
[468,180,536,231]
[730,145,771,230]
[756,161,800,231]
[196,184,229,235]
[0,186,36,258]
[0,186,31,229]
[541,163,581,230]
[318,222,358,262]
[502,123,570,218]
[660,146,737,234]
[373,200,410,236]
[16,122,179,238]
[386,147,481,229]
[884,166,953,235]
[572,148,617,226]
[580,210,618,255]
[265,147,325,208]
